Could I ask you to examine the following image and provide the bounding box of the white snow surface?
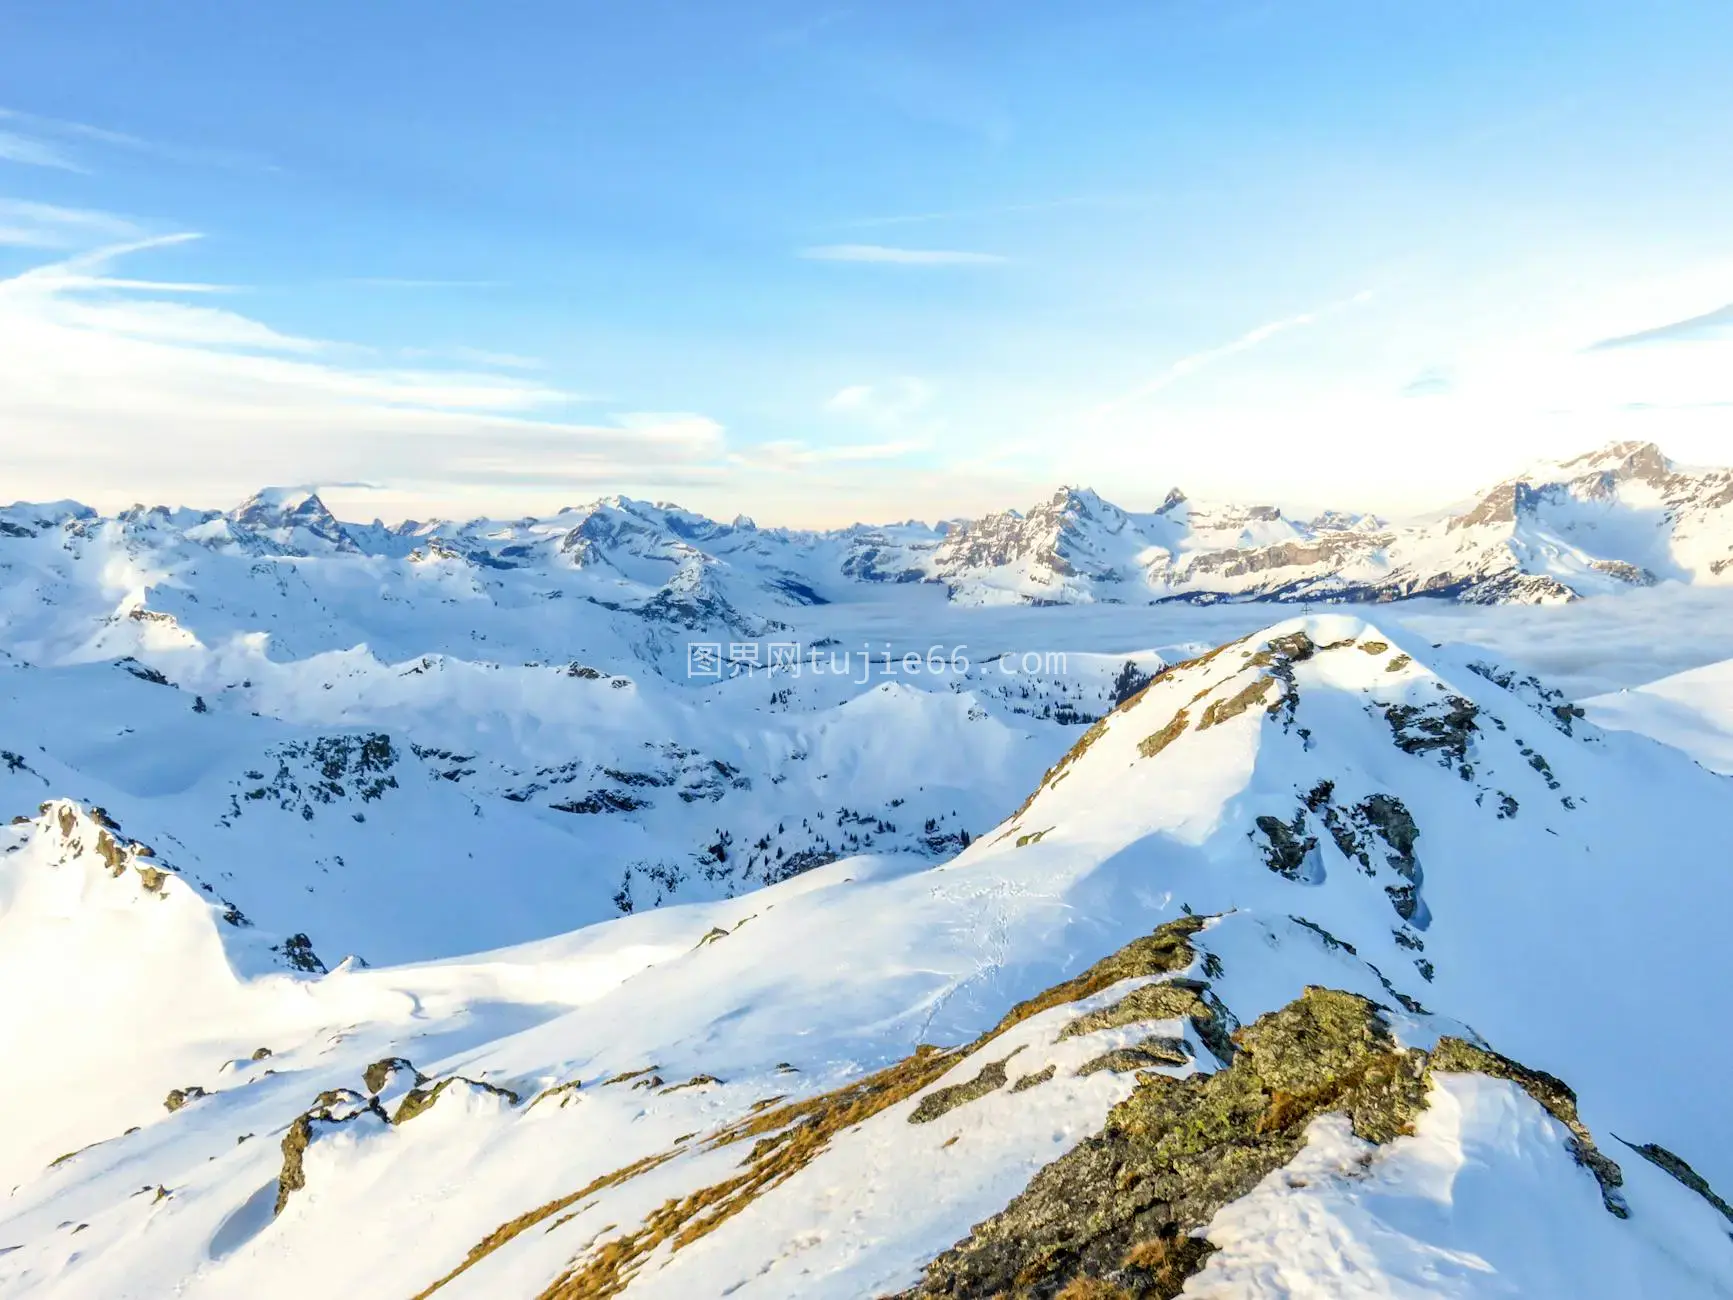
[5,461,1733,1296]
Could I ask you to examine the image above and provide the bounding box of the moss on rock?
[992,917,1206,1039]
[1077,1038,1192,1077]
[1011,1065,1057,1094]
[1196,676,1277,730]
[910,1050,1022,1124]
[1059,981,1210,1041]
[163,1086,207,1113]
[1617,1138,1733,1224]
[1136,709,1190,760]
[393,1076,521,1126]
[363,1056,424,1095]
[1429,1038,1625,1215]
[892,989,1426,1299]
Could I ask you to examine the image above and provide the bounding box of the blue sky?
[2,0,1732,524]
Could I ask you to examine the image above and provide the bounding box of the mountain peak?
[1557,439,1673,485]
[229,486,353,550]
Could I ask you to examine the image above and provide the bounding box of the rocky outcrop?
[892,989,1628,1300]
[275,1089,387,1215]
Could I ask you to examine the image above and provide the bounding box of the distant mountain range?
[9,441,1728,618]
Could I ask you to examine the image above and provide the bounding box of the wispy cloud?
[1589,303,1733,351]
[0,129,83,172]
[0,107,146,150]
[732,439,924,470]
[799,243,1006,265]
[0,105,276,174]
[0,198,142,248]
[825,376,933,422]
[1090,290,1374,417]
[0,237,731,508]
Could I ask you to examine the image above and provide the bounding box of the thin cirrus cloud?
[798,243,1006,265]
[0,129,82,172]
[0,198,143,248]
[1589,303,1733,351]
[1,104,276,174]
[824,377,935,429]
[1088,290,1375,419]
[733,439,925,471]
[0,235,731,510]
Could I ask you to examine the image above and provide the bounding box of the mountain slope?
[4,617,1731,1297]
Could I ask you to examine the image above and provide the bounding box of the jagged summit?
[228,486,355,552]
[8,440,1733,608]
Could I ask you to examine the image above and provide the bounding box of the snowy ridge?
[5,442,1733,625]
[3,615,1732,1296]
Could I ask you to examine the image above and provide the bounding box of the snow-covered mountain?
[8,443,1731,633]
[907,440,1733,606]
[4,616,1732,1297]
[6,443,1733,1297]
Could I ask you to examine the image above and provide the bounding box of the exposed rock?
[893,988,1630,1299]
[1136,709,1190,759]
[1616,1138,1733,1225]
[1381,696,1479,767]
[163,1086,208,1113]
[393,1076,521,1125]
[363,1057,425,1095]
[1197,677,1277,730]
[528,1080,584,1111]
[992,917,1208,1038]
[1077,1038,1192,1077]
[274,1089,387,1215]
[891,989,1430,1299]
[662,1074,723,1093]
[1059,981,1211,1041]
[910,1051,1022,1124]
[1429,1038,1626,1216]
[1253,813,1318,881]
[272,933,326,973]
[1011,1065,1057,1094]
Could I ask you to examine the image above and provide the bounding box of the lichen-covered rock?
[1136,709,1190,759]
[392,1076,521,1125]
[363,1056,425,1095]
[910,1052,1021,1124]
[892,989,1427,1299]
[1196,677,1276,730]
[990,917,1207,1038]
[274,1089,387,1215]
[1077,1038,1192,1077]
[163,1086,207,1113]
[1428,1038,1626,1215]
[1617,1139,1733,1224]
[1011,1064,1057,1094]
[892,987,1628,1299]
[1059,981,1210,1041]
